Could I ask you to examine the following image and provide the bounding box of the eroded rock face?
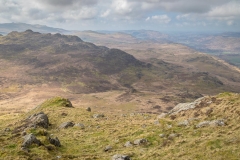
[112,154,131,160]
[22,134,42,148]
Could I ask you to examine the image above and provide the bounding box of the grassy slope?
[0,93,239,160]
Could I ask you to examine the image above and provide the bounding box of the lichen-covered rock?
[112,154,131,160]
[28,112,49,129]
[22,134,42,148]
[59,122,75,129]
[48,137,61,147]
[169,97,205,115]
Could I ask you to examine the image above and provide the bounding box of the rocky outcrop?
[168,97,205,115]
[28,112,49,129]
[13,112,49,133]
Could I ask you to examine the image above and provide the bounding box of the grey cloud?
[27,9,48,20]
[131,0,231,13]
[40,0,98,8]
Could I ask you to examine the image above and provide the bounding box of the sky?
[0,0,240,32]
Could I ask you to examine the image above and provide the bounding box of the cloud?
[207,1,240,19]
[38,0,98,9]
[63,7,97,20]
[101,10,111,18]
[176,14,190,20]
[0,0,239,31]
[146,15,171,24]
[112,0,133,15]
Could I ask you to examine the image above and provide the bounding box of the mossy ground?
[0,93,240,160]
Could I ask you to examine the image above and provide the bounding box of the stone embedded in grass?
[92,114,104,118]
[74,123,85,129]
[196,121,211,128]
[159,134,165,138]
[124,141,133,147]
[86,107,91,112]
[154,120,160,125]
[130,113,135,116]
[133,139,147,145]
[168,133,179,140]
[48,137,61,147]
[177,120,189,127]
[22,133,42,148]
[59,121,75,129]
[4,128,10,132]
[209,119,225,127]
[104,145,112,152]
[196,119,225,128]
[157,113,167,119]
[45,145,55,151]
[112,154,131,160]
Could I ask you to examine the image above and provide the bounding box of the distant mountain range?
[0,23,69,35]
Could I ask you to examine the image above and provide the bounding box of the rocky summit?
[0,92,239,159]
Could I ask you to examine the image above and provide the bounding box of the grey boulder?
[22,134,42,148]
